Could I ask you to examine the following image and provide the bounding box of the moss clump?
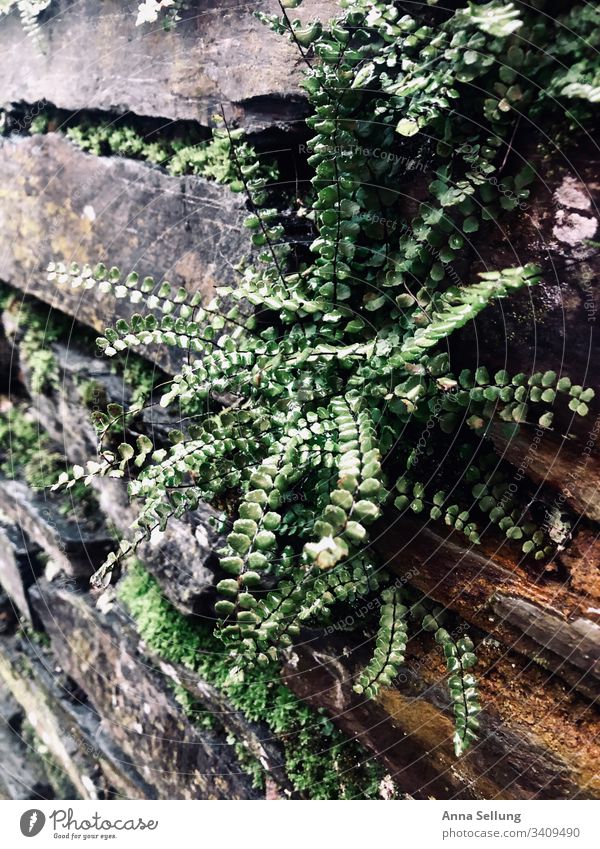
[20,621,51,648]
[79,379,109,411]
[0,403,98,520]
[64,122,279,188]
[118,562,391,799]
[0,287,63,395]
[0,404,59,486]
[13,300,66,395]
[230,736,265,791]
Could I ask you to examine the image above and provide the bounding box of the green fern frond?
[353,588,409,698]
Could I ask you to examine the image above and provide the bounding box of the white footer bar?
[1,799,597,848]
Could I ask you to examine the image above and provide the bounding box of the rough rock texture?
[0,144,597,795]
[6,329,222,614]
[464,155,600,384]
[0,488,267,799]
[489,420,600,523]
[0,689,55,800]
[0,479,113,578]
[0,133,250,372]
[0,0,337,130]
[457,143,600,517]
[148,649,294,795]
[0,521,43,624]
[375,517,600,701]
[3,286,600,798]
[0,630,147,800]
[29,580,263,800]
[96,478,222,615]
[282,631,600,799]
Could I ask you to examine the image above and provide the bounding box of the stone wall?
[0,0,338,129]
[0,0,598,800]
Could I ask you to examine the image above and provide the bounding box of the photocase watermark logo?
[17,807,159,839]
[19,810,46,837]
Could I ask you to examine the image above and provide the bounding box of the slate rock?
[282,628,600,799]
[0,133,250,373]
[30,579,262,799]
[0,0,337,129]
[0,688,55,800]
[0,520,44,624]
[0,480,114,578]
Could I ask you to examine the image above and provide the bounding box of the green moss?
[229,736,265,791]
[118,563,390,799]
[20,622,51,648]
[79,379,109,411]
[0,403,96,519]
[15,301,66,395]
[64,122,279,188]
[29,114,49,135]
[0,404,56,484]
[0,286,155,478]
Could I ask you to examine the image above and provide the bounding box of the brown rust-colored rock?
[374,515,600,700]
[489,421,600,523]
[448,143,600,531]
[0,0,337,130]
[0,43,597,799]
[558,527,600,603]
[370,144,600,710]
[282,631,462,799]
[282,629,600,799]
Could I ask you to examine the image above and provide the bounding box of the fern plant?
[49,0,597,756]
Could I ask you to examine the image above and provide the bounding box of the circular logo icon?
[19,810,46,837]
